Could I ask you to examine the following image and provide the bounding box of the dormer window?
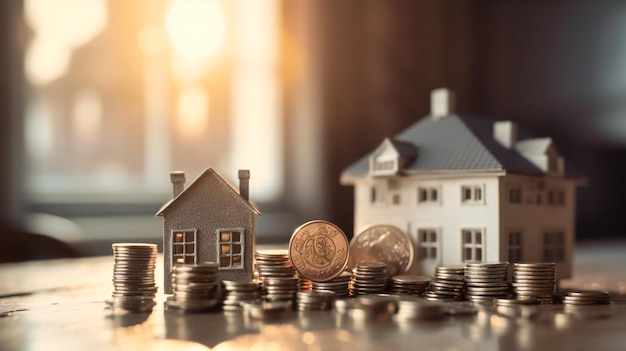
[369,138,417,177]
[375,159,395,172]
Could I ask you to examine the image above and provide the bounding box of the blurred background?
[0,0,625,261]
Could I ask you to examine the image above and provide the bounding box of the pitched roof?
[156,168,261,217]
[341,114,550,179]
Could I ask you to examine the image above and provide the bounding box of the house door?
[417,228,440,276]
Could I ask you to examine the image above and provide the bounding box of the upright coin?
[348,225,413,277]
[289,220,349,282]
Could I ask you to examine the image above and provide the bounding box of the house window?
[417,229,439,260]
[172,229,197,265]
[461,185,484,204]
[547,190,555,205]
[543,231,565,262]
[374,160,395,171]
[557,190,566,206]
[462,229,484,261]
[371,183,384,204]
[218,229,245,269]
[392,193,401,205]
[508,229,523,262]
[508,184,522,204]
[547,189,565,206]
[418,187,438,204]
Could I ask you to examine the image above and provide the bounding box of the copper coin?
[289,220,349,282]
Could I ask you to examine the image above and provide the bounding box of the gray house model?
[157,168,261,294]
[340,89,584,280]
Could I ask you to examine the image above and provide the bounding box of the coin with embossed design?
[289,220,349,282]
[348,224,414,277]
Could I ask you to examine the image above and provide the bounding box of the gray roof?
[156,168,261,217]
[341,114,548,179]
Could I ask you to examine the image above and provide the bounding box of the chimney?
[238,170,250,201]
[170,171,186,198]
[431,88,455,119]
[493,121,517,149]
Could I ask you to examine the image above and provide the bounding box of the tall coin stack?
[263,276,299,302]
[464,262,511,305]
[298,277,313,291]
[311,271,351,298]
[512,262,556,304]
[255,250,296,280]
[107,243,157,312]
[391,275,431,296]
[222,280,262,312]
[165,263,220,312]
[349,262,389,297]
[296,290,336,311]
[424,265,465,301]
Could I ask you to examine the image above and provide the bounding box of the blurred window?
[23,0,283,206]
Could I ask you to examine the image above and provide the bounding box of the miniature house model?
[340,89,583,279]
[157,168,261,293]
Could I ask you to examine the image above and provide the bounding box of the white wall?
[352,174,501,275]
[498,174,577,279]
[353,172,577,279]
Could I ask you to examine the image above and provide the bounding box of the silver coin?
[348,225,413,277]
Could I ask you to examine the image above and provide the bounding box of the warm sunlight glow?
[72,89,103,147]
[138,26,168,57]
[25,0,107,85]
[165,0,226,61]
[177,86,210,138]
[230,0,281,201]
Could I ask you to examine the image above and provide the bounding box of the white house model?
[340,89,583,279]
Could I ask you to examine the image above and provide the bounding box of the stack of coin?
[394,296,445,321]
[608,291,626,304]
[255,250,296,281]
[391,275,431,296]
[296,290,336,311]
[561,290,610,306]
[312,271,351,298]
[298,276,313,291]
[222,280,262,312]
[165,262,220,312]
[242,300,294,320]
[349,262,390,296]
[512,262,556,304]
[107,243,158,312]
[348,294,398,320]
[495,298,540,318]
[424,265,465,301]
[262,276,299,302]
[464,262,511,305]
[348,225,414,278]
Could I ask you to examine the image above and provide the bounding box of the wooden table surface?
[1,241,626,351]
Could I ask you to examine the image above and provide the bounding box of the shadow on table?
[0,230,80,263]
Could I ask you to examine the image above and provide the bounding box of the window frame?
[461,185,484,205]
[417,186,439,205]
[171,228,197,267]
[217,228,246,270]
[507,229,523,262]
[507,184,523,204]
[417,228,440,261]
[542,230,565,262]
[461,228,484,262]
